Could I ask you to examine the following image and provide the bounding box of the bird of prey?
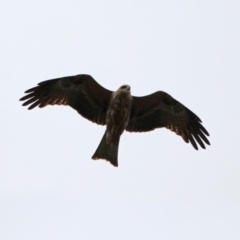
[20,74,210,167]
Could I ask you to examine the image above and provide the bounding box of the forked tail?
[92,131,120,167]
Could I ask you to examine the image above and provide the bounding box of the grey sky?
[1,0,240,239]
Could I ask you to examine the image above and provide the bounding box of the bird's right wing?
[20,74,112,125]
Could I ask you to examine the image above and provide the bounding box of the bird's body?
[20,74,210,167]
[92,85,132,166]
[105,85,132,145]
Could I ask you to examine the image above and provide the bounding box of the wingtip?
[193,146,199,150]
[206,141,211,146]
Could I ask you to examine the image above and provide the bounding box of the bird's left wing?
[126,91,210,150]
[20,74,112,125]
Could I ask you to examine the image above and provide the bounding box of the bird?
[20,74,210,167]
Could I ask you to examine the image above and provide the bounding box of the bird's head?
[119,85,131,92]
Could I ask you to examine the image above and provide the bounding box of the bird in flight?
[20,74,210,167]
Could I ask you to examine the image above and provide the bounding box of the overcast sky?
[1,1,240,239]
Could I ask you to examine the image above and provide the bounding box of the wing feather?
[20,74,112,125]
[127,91,210,150]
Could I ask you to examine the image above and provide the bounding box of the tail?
[92,131,120,167]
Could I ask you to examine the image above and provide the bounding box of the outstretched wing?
[20,74,112,125]
[126,91,210,150]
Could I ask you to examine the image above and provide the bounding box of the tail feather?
[92,131,120,167]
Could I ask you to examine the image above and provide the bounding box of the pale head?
[119,84,131,92]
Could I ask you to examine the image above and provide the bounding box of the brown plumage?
[20,74,210,167]
[92,85,132,166]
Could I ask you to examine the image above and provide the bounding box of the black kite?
[20,74,210,167]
